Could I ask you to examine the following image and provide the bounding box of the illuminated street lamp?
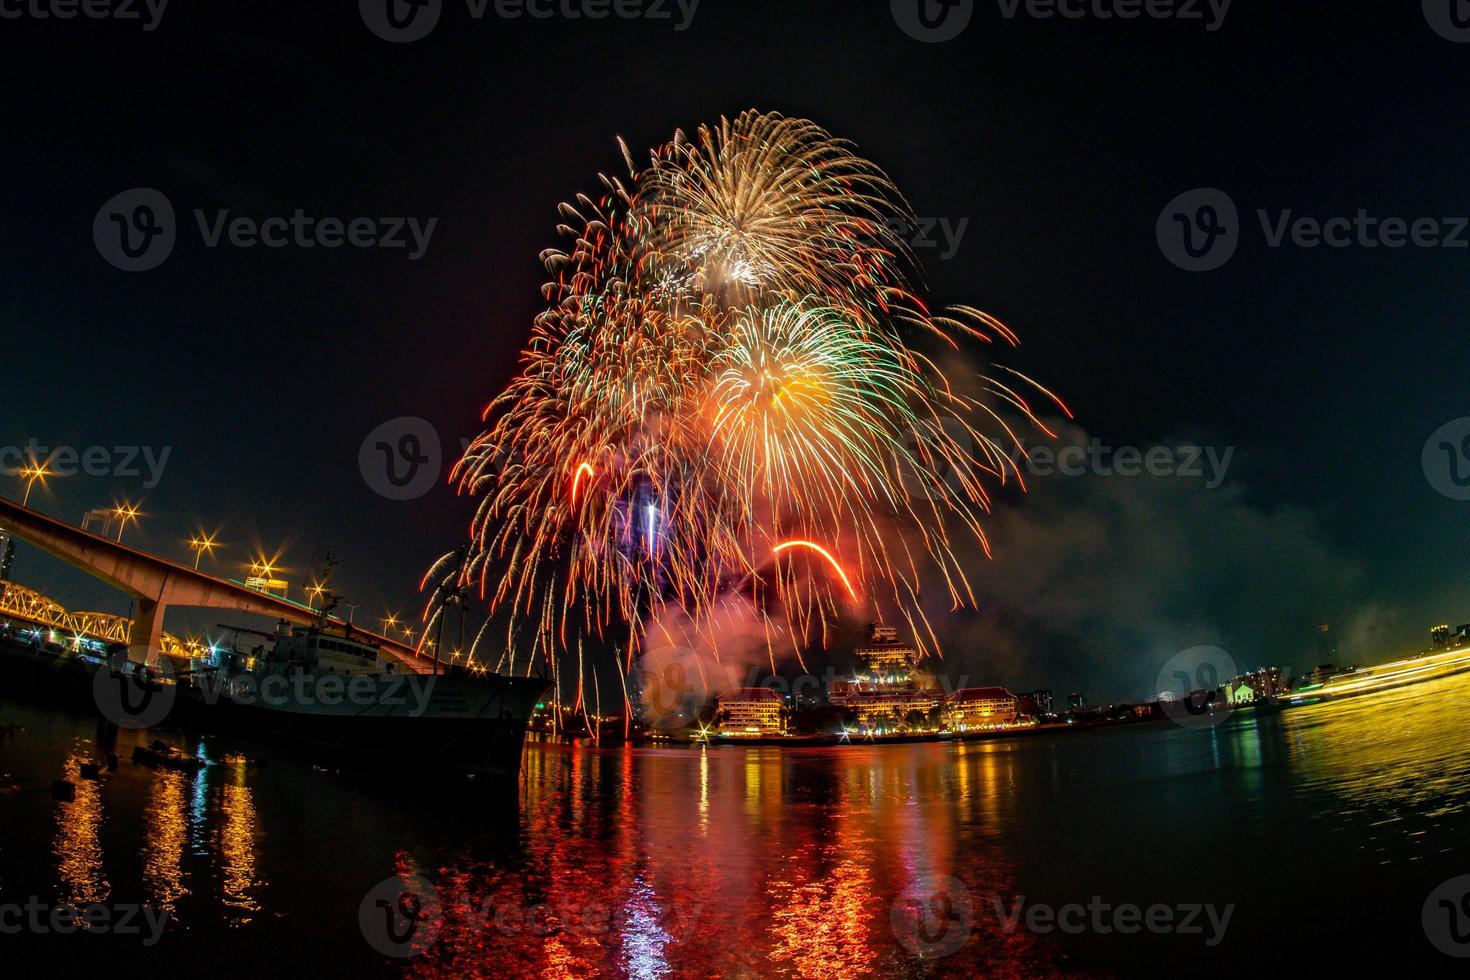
[19,459,59,507]
[188,532,221,569]
[380,612,401,636]
[246,554,289,598]
[112,503,141,544]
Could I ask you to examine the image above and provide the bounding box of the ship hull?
[0,636,548,780]
[175,670,549,779]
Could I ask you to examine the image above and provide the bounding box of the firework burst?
[424,109,1067,702]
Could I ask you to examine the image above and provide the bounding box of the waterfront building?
[1031,688,1054,715]
[1223,667,1286,704]
[1067,692,1087,712]
[0,533,12,581]
[717,688,785,735]
[943,687,1020,730]
[829,624,943,731]
[1432,624,1452,650]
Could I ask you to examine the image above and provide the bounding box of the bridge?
[0,580,194,659]
[0,496,427,670]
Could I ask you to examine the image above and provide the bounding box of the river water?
[3,672,1469,976]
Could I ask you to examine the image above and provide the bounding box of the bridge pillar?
[127,598,165,666]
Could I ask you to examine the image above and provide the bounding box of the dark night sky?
[3,1,1468,700]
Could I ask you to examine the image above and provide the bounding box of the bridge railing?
[0,581,190,659]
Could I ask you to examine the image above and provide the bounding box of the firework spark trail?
[426,109,1067,699]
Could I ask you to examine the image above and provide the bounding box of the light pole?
[113,503,140,544]
[19,461,56,507]
[188,532,220,569]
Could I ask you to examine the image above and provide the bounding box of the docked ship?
[0,612,548,780]
[172,620,549,779]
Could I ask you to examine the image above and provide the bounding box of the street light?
[246,553,289,598]
[19,459,58,507]
[112,503,141,544]
[188,532,221,569]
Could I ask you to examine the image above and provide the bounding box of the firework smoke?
[424,109,1066,709]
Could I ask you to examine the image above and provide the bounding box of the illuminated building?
[1017,689,1053,717]
[717,688,785,735]
[1067,692,1087,712]
[942,688,1020,730]
[853,625,921,675]
[1223,667,1286,704]
[0,532,12,581]
[828,624,943,730]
